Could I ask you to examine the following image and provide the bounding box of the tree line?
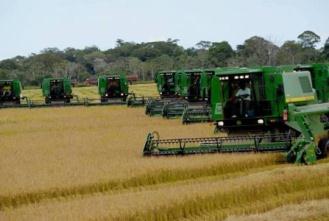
[0,30,328,86]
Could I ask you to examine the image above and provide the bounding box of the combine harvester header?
[143,70,329,164]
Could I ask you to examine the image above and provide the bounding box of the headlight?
[106,93,108,97]
[121,93,124,96]
[160,92,162,95]
[205,98,208,101]
[257,119,264,124]
[218,121,224,126]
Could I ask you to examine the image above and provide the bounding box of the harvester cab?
[156,71,177,98]
[177,69,213,102]
[0,80,25,106]
[146,71,182,116]
[181,69,215,124]
[98,74,128,103]
[161,69,211,119]
[212,67,293,131]
[42,78,73,104]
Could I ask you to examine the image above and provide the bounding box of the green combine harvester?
[85,74,144,106]
[84,74,129,105]
[156,70,178,98]
[143,70,329,164]
[0,79,29,108]
[26,77,82,107]
[146,70,182,116]
[161,69,205,119]
[180,69,215,123]
[146,69,215,121]
[99,74,128,102]
[42,78,74,104]
[211,65,329,132]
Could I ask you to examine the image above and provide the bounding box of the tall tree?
[322,37,329,59]
[298,31,321,48]
[195,41,212,50]
[237,36,279,66]
[208,41,234,67]
[276,41,303,65]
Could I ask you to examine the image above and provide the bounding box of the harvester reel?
[151,131,160,141]
[127,92,147,107]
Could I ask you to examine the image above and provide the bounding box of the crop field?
[0,84,329,221]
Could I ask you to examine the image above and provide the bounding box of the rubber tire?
[287,151,297,163]
[45,98,51,104]
[318,139,329,159]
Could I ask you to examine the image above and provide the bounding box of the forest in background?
[0,30,328,85]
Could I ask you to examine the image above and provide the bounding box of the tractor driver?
[2,82,12,98]
[235,81,251,117]
[108,80,120,96]
[51,82,59,97]
[191,75,200,98]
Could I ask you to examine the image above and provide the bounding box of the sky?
[0,0,328,60]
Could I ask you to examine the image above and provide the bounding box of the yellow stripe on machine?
[286,95,315,103]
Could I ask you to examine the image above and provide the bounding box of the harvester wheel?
[317,139,329,159]
[45,98,51,104]
[286,151,297,163]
